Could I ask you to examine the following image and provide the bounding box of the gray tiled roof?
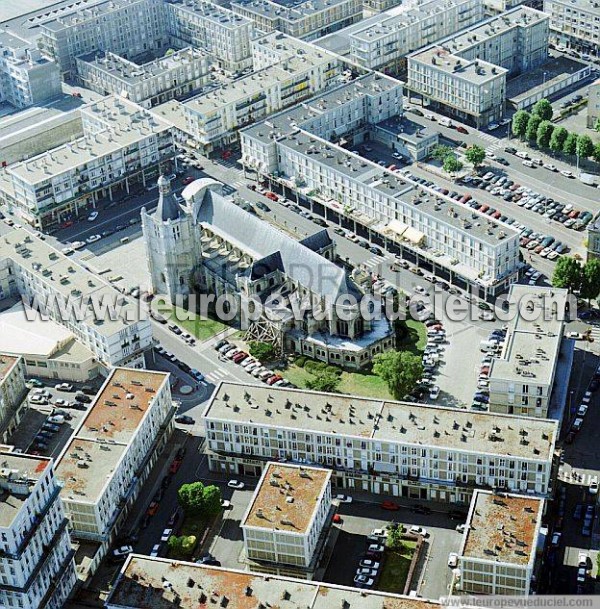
[155,175,183,221]
[197,190,358,303]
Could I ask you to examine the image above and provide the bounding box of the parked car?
[55,383,73,391]
[381,500,400,510]
[175,415,195,424]
[228,480,245,489]
[335,494,353,503]
[161,528,173,542]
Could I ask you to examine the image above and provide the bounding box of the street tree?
[432,145,452,161]
[512,110,530,138]
[532,98,553,121]
[373,351,423,400]
[563,132,579,156]
[442,153,463,174]
[593,142,600,164]
[177,482,206,516]
[306,370,341,392]
[248,341,276,361]
[549,127,568,155]
[202,485,223,517]
[581,259,600,302]
[551,256,582,292]
[595,118,600,133]
[577,135,594,159]
[525,115,542,142]
[536,120,554,149]
[465,145,486,168]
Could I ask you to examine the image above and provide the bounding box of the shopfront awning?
[403,227,425,245]
[382,220,408,239]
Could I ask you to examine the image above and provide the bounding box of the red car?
[267,375,283,385]
[182,176,195,185]
[146,501,159,517]
[381,500,400,511]
[456,126,469,134]
[332,513,342,523]
[265,192,279,202]
[169,459,182,474]
[61,220,74,229]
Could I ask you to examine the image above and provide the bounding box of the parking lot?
[322,499,465,600]
[7,380,100,457]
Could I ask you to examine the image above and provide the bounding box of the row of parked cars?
[472,327,507,411]
[154,345,204,384]
[29,411,70,453]
[565,364,599,443]
[214,340,297,388]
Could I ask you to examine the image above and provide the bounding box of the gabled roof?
[195,189,358,304]
[300,229,334,252]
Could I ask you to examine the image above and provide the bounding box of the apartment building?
[0,96,175,229]
[0,228,153,369]
[54,368,175,544]
[0,452,77,609]
[0,355,26,443]
[38,0,168,79]
[316,0,485,71]
[587,213,600,260]
[455,490,544,595]
[231,0,362,41]
[203,383,558,503]
[241,74,521,295]
[587,79,600,128]
[0,33,62,110]
[408,7,549,125]
[408,49,507,127]
[543,0,600,55]
[487,285,569,418]
[241,463,332,576]
[156,34,343,152]
[76,48,210,108]
[106,555,475,609]
[165,0,254,72]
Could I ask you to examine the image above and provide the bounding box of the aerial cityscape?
[0,0,599,607]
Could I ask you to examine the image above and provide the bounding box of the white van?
[438,117,453,127]
[515,151,530,160]
[480,339,499,352]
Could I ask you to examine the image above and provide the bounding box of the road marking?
[362,254,388,270]
[205,368,229,383]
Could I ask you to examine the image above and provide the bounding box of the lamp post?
[542,71,548,87]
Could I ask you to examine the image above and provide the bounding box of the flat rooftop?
[0,354,19,382]
[55,367,169,503]
[77,48,207,85]
[204,383,557,461]
[232,0,358,21]
[242,463,331,533]
[0,228,142,336]
[107,556,443,609]
[167,0,251,29]
[488,285,568,386]
[462,490,543,566]
[7,96,172,185]
[440,6,549,57]
[410,47,507,85]
[0,452,50,528]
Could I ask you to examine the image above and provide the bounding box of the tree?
[549,127,568,155]
[432,145,452,161]
[386,522,405,551]
[577,135,594,160]
[595,118,600,133]
[525,115,542,142]
[181,535,197,555]
[532,98,553,121]
[536,120,554,149]
[202,484,223,516]
[593,142,600,164]
[465,145,486,168]
[248,341,276,361]
[168,535,184,555]
[551,256,582,292]
[563,132,579,156]
[373,351,423,400]
[581,259,600,302]
[512,110,530,138]
[178,482,206,516]
[306,370,341,393]
[442,153,463,174]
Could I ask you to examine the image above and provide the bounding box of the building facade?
[241,74,521,296]
[587,80,600,129]
[0,33,62,110]
[0,355,26,443]
[487,285,568,417]
[0,453,77,609]
[231,0,362,41]
[0,96,175,229]
[54,368,175,544]
[203,383,558,503]
[241,463,332,575]
[0,229,153,369]
[455,490,544,595]
[587,214,600,261]
[76,48,210,108]
[543,0,600,55]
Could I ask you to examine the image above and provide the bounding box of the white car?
[150,544,161,557]
[88,211,98,221]
[561,170,574,178]
[113,545,133,558]
[589,477,598,495]
[409,526,428,537]
[86,234,101,244]
[488,122,500,130]
[543,163,557,172]
[429,386,440,400]
[221,499,232,509]
[567,332,585,340]
[29,394,48,405]
[522,160,535,168]
[577,404,588,417]
[456,524,468,533]
[228,480,245,489]
[71,241,86,250]
[448,552,459,568]
[336,494,353,503]
[55,383,73,391]
[161,528,173,542]
[414,285,429,296]
[358,559,380,569]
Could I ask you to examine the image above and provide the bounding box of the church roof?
[155,175,184,222]
[196,190,360,305]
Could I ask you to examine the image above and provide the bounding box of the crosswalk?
[587,326,600,343]
[558,469,598,487]
[205,367,229,384]
[362,254,389,271]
